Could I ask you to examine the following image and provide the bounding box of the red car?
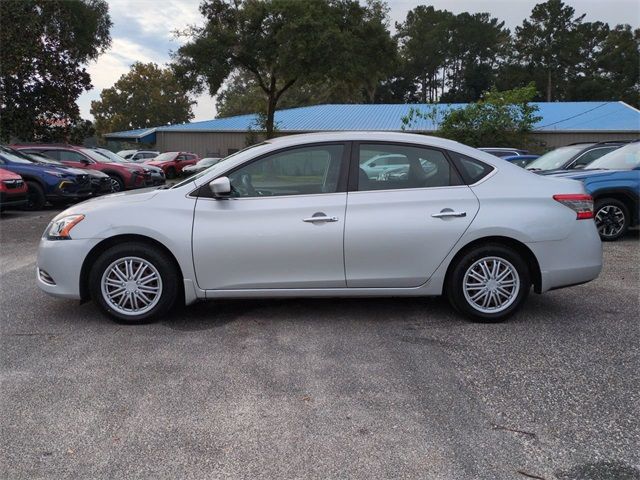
[13,144,151,192]
[145,152,199,179]
[0,167,28,210]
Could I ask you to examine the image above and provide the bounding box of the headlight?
[45,214,85,240]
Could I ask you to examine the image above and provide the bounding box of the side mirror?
[369,162,377,167]
[574,164,586,169]
[209,177,231,197]
[81,158,90,164]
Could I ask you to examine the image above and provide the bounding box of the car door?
[344,142,480,288]
[192,143,349,290]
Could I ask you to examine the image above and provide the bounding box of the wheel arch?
[444,236,542,294]
[79,234,185,302]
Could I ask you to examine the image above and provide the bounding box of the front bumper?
[36,237,101,300]
[527,219,603,293]
[146,171,165,186]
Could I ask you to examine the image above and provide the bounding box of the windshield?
[526,145,587,170]
[587,143,640,170]
[171,143,266,189]
[94,148,128,163]
[0,146,35,164]
[154,152,178,162]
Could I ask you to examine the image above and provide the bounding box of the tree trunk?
[421,74,427,103]
[265,93,276,139]
[547,70,552,102]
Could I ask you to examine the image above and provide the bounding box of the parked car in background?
[0,146,93,210]
[145,151,199,179]
[117,150,160,162]
[501,154,540,168]
[13,144,150,192]
[24,151,112,195]
[526,141,631,173]
[0,168,28,210]
[183,157,223,176]
[479,147,529,158]
[92,148,165,186]
[36,132,601,324]
[547,142,639,241]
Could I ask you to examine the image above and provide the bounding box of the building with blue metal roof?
[104,101,640,157]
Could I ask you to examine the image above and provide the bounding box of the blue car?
[0,146,93,210]
[502,154,540,168]
[548,142,639,241]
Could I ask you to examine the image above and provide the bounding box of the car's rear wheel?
[23,181,45,210]
[594,198,628,241]
[108,174,124,192]
[89,242,179,324]
[446,244,530,322]
[165,167,176,179]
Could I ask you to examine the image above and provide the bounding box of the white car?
[36,132,602,324]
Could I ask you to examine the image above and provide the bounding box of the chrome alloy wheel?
[100,256,162,315]
[595,205,625,239]
[462,256,520,314]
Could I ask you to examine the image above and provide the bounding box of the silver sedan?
[36,132,602,324]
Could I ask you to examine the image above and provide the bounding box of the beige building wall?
[155,130,639,157]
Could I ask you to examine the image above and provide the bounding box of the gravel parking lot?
[1,209,639,480]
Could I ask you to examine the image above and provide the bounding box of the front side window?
[229,144,344,197]
[358,144,459,191]
[57,150,89,162]
[572,147,618,168]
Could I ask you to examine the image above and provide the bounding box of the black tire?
[446,244,530,323]
[89,242,180,324]
[108,174,125,192]
[594,198,629,241]
[23,181,46,210]
[165,167,177,180]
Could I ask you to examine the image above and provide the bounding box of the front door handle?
[432,210,467,218]
[303,213,338,223]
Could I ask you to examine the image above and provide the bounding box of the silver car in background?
[36,132,602,324]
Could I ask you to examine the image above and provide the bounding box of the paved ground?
[1,209,639,480]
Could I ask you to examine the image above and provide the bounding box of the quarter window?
[229,145,344,197]
[448,151,494,184]
[357,144,460,191]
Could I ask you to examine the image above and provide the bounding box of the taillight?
[553,194,594,219]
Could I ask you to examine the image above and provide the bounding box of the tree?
[595,25,640,107]
[0,0,111,141]
[513,0,585,101]
[173,0,395,137]
[91,62,195,136]
[402,84,541,148]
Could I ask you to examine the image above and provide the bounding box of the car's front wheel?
[446,244,530,322]
[89,242,179,323]
[594,198,629,241]
[165,167,177,179]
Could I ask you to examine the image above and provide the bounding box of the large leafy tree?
[173,0,395,137]
[0,0,111,141]
[91,62,194,136]
[513,0,585,101]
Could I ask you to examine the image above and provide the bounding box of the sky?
[78,0,640,122]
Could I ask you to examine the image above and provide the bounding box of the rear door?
[344,142,479,288]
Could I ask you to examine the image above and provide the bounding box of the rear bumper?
[527,219,602,293]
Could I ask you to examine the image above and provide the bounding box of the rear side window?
[449,151,494,184]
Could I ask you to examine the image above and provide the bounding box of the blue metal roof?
[105,102,640,139]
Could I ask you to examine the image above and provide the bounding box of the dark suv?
[526,141,632,173]
[13,144,151,192]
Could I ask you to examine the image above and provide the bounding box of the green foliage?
[173,0,395,137]
[0,0,112,141]
[402,84,541,148]
[90,62,194,137]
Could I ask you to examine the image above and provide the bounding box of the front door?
[193,143,349,290]
[344,142,480,288]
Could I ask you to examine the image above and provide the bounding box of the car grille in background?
[2,179,24,189]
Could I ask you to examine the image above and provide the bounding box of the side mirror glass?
[209,177,231,197]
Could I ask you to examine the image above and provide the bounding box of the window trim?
[348,141,468,192]
[192,141,351,199]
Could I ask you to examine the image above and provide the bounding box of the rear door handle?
[431,211,467,218]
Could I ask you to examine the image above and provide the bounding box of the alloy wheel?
[110,177,121,192]
[462,256,520,314]
[595,205,625,239]
[100,256,163,316]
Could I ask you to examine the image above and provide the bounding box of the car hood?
[144,160,164,167]
[0,168,22,181]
